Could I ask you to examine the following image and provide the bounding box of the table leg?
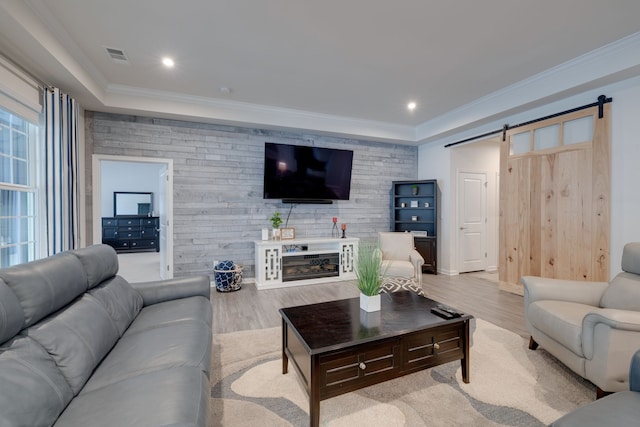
[282,318,288,374]
[461,319,470,383]
[310,355,320,427]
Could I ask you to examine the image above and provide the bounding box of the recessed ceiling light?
[219,87,232,94]
[162,57,175,68]
[407,102,417,111]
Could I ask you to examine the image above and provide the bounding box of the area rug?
[210,319,594,426]
[380,277,424,296]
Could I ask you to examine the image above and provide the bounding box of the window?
[0,108,39,267]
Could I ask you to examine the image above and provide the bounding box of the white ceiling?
[1,0,640,144]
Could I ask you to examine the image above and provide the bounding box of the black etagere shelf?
[391,180,438,274]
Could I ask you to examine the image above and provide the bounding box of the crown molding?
[103,84,417,143]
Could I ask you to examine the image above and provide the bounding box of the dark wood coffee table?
[279,291,473,427]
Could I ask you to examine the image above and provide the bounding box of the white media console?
[254,237,359,290]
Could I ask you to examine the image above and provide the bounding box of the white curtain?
[44,87,80,254]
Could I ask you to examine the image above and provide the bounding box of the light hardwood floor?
[210,271,528,338]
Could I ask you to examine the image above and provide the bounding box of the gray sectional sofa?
[0,244,213,427]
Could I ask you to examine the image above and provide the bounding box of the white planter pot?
[359,309,381,328]
[272,228,280,240]
[360,293,381,312]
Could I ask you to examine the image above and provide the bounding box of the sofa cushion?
[88,276,144,336]
[379,232,414,260]
[0,336,74,427]
[0,278,24,343]
[527,300,594,357]
[53,367,209,427]
[124,296,212,335]
[0,251,87,328]
[82,319,212,393]
[27,294,120,394]
[600,272,640,311]
[382,260,415,278]
[72,244,119,289]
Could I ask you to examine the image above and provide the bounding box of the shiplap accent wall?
[85,112,417,278]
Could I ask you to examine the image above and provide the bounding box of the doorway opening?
[92,155,174,281]
[452,138,500,275]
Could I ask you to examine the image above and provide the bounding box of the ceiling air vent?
[105,47,129,63]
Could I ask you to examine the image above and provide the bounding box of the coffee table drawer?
[403,323,464,370]
[319,339,401,398]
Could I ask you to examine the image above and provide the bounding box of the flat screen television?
[263,142,354,203]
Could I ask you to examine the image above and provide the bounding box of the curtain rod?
[444,95,612,148]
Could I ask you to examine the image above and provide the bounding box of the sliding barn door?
[498,104,610,295]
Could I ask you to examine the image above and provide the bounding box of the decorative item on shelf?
[281,227,295,240]
[332,217,339,238]
[341,223,347,239]
[424,202,430,208]
[410,200,418,208]
[411,184,419,195]
[356,242,387,312]
[411,216,418,221]
[400,202,406,208]
[269,211,283,240]
[261,228,269,241]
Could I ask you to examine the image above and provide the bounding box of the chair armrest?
[521,276,608,307]
[409,249,424,286]
[582,309,640,359]
[129,274,211,306]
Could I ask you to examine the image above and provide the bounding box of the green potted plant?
[269,211,283,240]
[411,184,419,195]
[356,242,387,312]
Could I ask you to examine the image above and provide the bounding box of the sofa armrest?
[631,349,640,392]
[521,276,608,307]
[129,275,211,306]
[410,249,424,286]
[582,309,640,359]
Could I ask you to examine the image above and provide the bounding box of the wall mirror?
[114,192,153,217]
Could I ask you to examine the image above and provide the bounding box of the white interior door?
[457,171,487,273]
[158,167,172,279]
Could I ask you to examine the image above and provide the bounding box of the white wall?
[417,142,452,273]
[610,81,640,273]
[419,75,640,278]
[100,161,163,217]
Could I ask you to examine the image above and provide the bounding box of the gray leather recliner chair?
[522,242,640,396]
[550,349,640,426]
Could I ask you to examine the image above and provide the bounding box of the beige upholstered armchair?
[522,242,640,396]
[377,232,424,286]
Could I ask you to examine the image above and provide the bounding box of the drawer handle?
[359,362,366,370]
[434,343,440,350]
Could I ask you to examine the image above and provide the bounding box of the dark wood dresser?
[101,217,159,253]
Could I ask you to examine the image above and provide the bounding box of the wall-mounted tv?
[263,142,354,203]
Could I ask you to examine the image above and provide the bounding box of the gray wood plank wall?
[85,112,418,278]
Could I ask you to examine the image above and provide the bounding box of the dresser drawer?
[319,339,400,399]
[117,218,141,227]
[102,218,117,227]
[141,218,158,226]
[130,239,157,250]
[118,230,142,239]
[402,323,464,371]
[103,239,130,250]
